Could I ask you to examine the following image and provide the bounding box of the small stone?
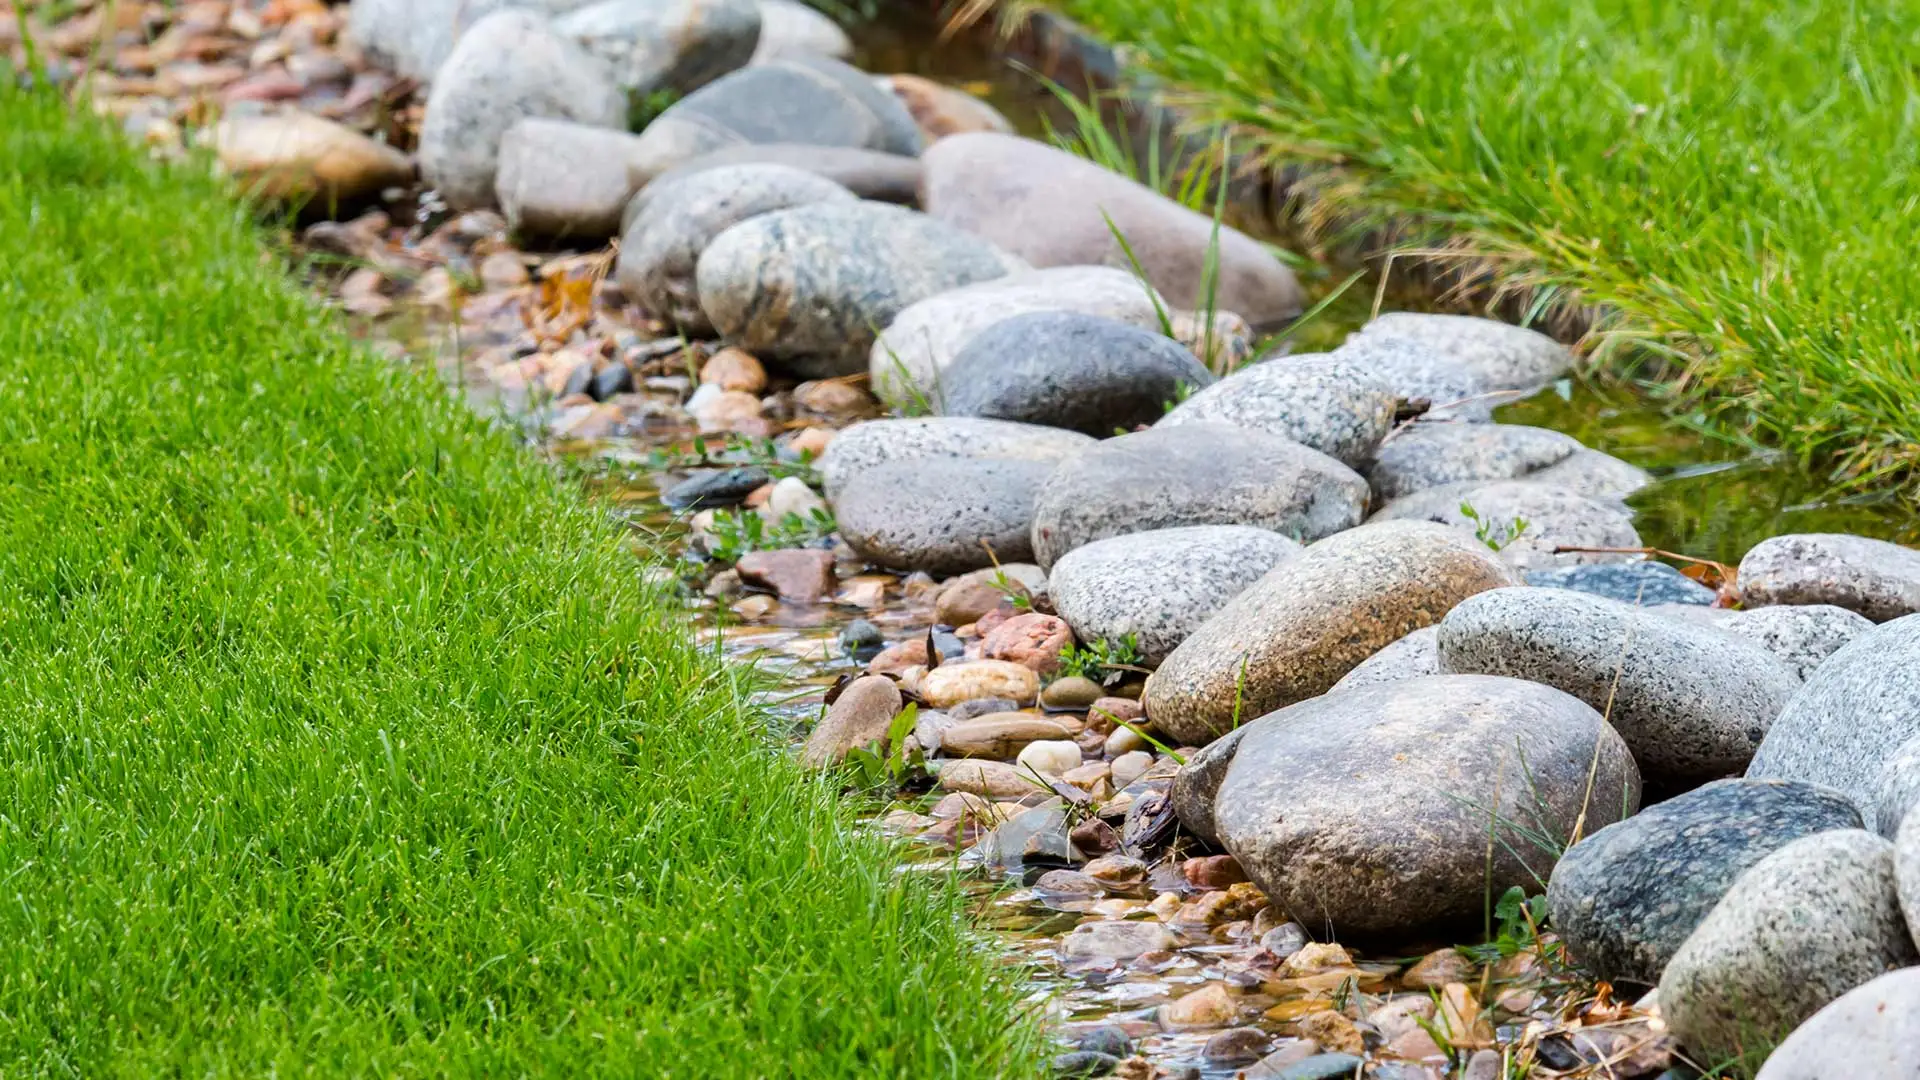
[1104,728,1149,760]
[662,466,770,509]
[1462,1051,1503,1080]
[1158,355,1397,469]
[1719,603,1875,679]
[947,696,1018,721]
[801,674,902,766]
[919,661,1040,709]
[1201,1027,1271,1063]
[1060,919,1176,962]
[1075,1025,1133,1059]
[1183,855,1248,890]
[981,612,1072,674]
[1753,968,1920,1079]
[1082,855,1148,890]
[1041,676,1104,709]
[866,638,928,678]
[700,347,770,393]
[1160,983,1238,1030]
[818,416,1092,499]
[1293,1011,1362,1055]
[834,457,1052,575]
[479,250,531,290]
[1033,869,1105,896]
[1259,923,1308,959]
[212,111,412,203]
[1367,996,1437,1040]
[1436,983,1493,1048]
[836,618,884,662]
[938,713,1076,759]
[788,426,834,460]
[688,386,767,434]
[1385,1028,1446,1062]
[1050,1051,1121,1079]
[1526,561,1717,607]
[935,758,1035,798]
[735,549,835,602]
[1018,739,1082,777]
[1402,948,1474,989]
[764,476,826,522]
[1739,533,1920,622]
[752,0,853,61]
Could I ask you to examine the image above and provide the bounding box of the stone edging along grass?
[0,85,1042,1075]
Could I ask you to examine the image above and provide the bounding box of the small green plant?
[842,703,923,792]
[1159,380,1198,414]
[988,569,1034,611]
[649,433,820,486]
[706,507,836,564]
[1024,66,1223,211]
[1458,885,1549,964]
[628,87,682,130]
[1057,633,1146,686]
[1459,500,1530,552]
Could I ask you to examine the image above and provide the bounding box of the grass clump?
[0,86,1040,1076]
[1045,0,1920,486]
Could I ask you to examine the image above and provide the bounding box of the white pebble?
[1016,739,1082,777]
[1109,750,1152,789]
[1104,724,1149,758]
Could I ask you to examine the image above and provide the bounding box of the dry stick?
[1550,545,1737,577]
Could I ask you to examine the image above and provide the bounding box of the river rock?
[1738,533,1920,622]
[869,266,1172,408]
[554,0,760,96]
[751,0,852,61]
[1438,586,1799,786]
[496,118,651,239]
[1754,968,1920,1080]
[1167,725,1248,846]
[1367,422,1585,501]
[920,660,1041,708]
[697,201,1025,377]
[1748,614,1920,828]
[628,55,921,185]
[1330,625,1441,691]
[211,112,413,203]
[418,10,627,211]
[938,713,1077,759]
[834,456,1051,574]
[1874,737,1920,841]
[801,674,902,766]
[981,612,1072,673]
[1331,334,1500,420]
[735,548,835,602]
[1049,526,1300,664]
[1720,604,1875,680]
[1547,778,1864,985]
[1371,480,1641,570]
[933,563,1047,626]
[1060,918,1177,961]
[938,312,1216,435]
[921,133,1305,325]
[879,73,1013,141]
[641,143,921,206]
[936,758,1035,798]
[1189,674,1638,935]
[617,163,854,335]
[817,417,1093,498]
[1146,520,1520,744]
[1157,355,1397,469]
[347,0,565,82]
[1347,313,1574,396]
[1525,561,1717,607]
[1533,448,1653,499]
[1659,829,1917,1062]
[1028,423,1369,570]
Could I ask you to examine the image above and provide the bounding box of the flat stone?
[1739,533,1920,622]
[1347,312,1574,397]
[1367,422,1586,501]
[641,142,921,206]
[920,660,1041,709]
[662,466,769,509]
[1754,968,1920,1080]
[939,311,1216,436]
[1437,586,1800,787]
[935,757,1036,798]
[938,713,1076,759]
[554,0,759,96]
[1060,918,1176,961]
[818,417,1092,499]
[1525,561,1717,607]
[1028,423,1369,570]
[1157,354,1397,469]
[211,111,413,202]
[496,118,651,239]
[1371,479,1642,571]
[418,10,627,211]
[801,674,901,766]
[1146,520,1520,745]
[1051,1051,1121,1079]
[1049,525,1300,663]
[1547,778,1864,985]
[750,0,852,61]
[921,133,1305,325]
[834,456,1050,574]
[1331,334,1500,420]
[1720,604,1875,680]
[1193,674,1637,936]
[879,73,1013,141]
[933,563,1045,627]
[734,548,835,602]
[697,200,1025,377]
[1330,625,1441,691]
[1658,829,1917,1063]
[617,163,854,336]
[1748,614,1920,830]
[980,612,1072,673]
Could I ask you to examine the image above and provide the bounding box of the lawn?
[0,85,1038,1076]
[1042,0,1920,486]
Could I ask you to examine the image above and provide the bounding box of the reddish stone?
[981,612,1072,673]
[735,549,836,603]
[1184,854,1250,890]
[866,638,930,677]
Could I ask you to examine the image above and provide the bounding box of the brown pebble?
[1183,854,1249,890]
[699,346,767,393]
[1402,946,1474,990]
[1294,1009,1363,1054]
[735,549,836,603]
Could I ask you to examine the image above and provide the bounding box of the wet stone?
[800,674,901,766]
[833,456,1052,575]
[1201,1027,1272,1063]
[734,548,834,603]
[1526,561,1716,607]
[1051,1051,1121,1079]
[662,466,769,509]
[1157,354,1397,469]
[837,618,884,662]
[1272,1054,1366,1080]
[1075,1025,1133,1058]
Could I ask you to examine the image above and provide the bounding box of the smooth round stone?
[1145,520,1520,745]
[639,144,922,211]
[1437,587,1800,787]
[629,55,922,184]
[868,266,1175,409]
[555,0,759,96]
[697,201,1025,377]
[1874,736,1920,841]
[751,0,853,61]
[1371,479,1642,571]
[1368,422,1582,501]
[1754,968,1920,1080]
[418,10,627,211]
[1040,676,1103,709]
[880,73,1014,141]
[817,417,1093,499]
[921,661,1041,709]
[1547,778,1863,985]
[348,0,544,82]
[211,112,413,203]
[1330,625,1441,692]
[1329,334,1499,421]
[1525,561,1717,607]
[834,457,1052,575]
[1749,614,1920,830]
[1049,526,1300,664]
[1739,533,1920,622]
[1720,604,1874,680]
[919,133,1305,326]
[1898,811,1920,959]
[1191,675,1639,936]
[496,118,650,239]
[941,714,1076,759]
[1156,355,1396,469]
[800,674,902,767]
[617,164,855,336]
[939,311,1216,436]
[1531,448,1653,499]
[1659,830,1917,1063]
[1027,423,1368,571]
[1059,918,1176,961]
[1347,312,1574,396]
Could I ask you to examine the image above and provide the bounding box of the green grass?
[0,84,1040,1076]
[1040,0,1920,487]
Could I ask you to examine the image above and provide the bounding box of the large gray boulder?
[817,417,1093,499]
[1754,968,1920,1080]
[1331,334,1499,421]
[1720,604,1875,680]
[834,457,1053,575]
[1188,674,1638,936]
[495,119,650,239]
[418,10,628,211]
[1156,355,1397,469]
[348,0,591,82]
[1874,736,1920,841]
[1367,421,1647,501]
[1371,479,1641,571]
[1048,526,1300,664]
[1144,521,1520,745]
[1547,778,1863,985]
[1437,587,1800,787]
[639,144,921,210]
[1027,423,1368,570]
[554,0,761,96]
[696,201,1025,377]
[1738,533,1920,622]
[1659,830,1917,1063]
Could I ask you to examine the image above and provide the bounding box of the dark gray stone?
[1368,421,1582,501]
[837,618,884,661]
[1048,526,1299,663]
[696,201,1025,377]
[1167,724,1249,847]
[1754,968,1920,1080]
[1739,533,1920,622]
[1027,422,1369,570]
[834,457,1053,575]
[554,0,760,96]
[1720,604,1874,680]
[817,417,1093,499]
[1074,1025,1133,1059]
[1526,561,1717,607]
[1371,479,1642,571]
[1547,778,1863,985]
[1659,829,1917,1063]
[1199,675,1638,936]
[939,312,1216,436]
[639,143,921,211]
[662,466,769,509]
[616,163,854,336]
[591,361,634,399]
[1051,1051,1121,1079]
[1157,354,1397,468]
[1438,587,1800,787]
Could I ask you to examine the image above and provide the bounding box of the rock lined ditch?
[26,0,1920,1076]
